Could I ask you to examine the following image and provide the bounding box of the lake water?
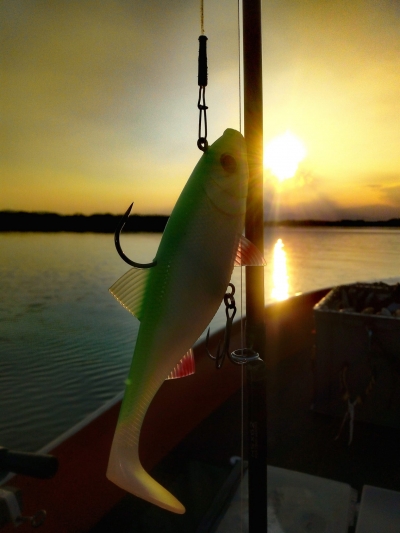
[1,228,400,453]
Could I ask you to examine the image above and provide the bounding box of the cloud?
[263,167,400,221]
[367,183,400,206]
[264,197,400,222]
[264,195,343,222]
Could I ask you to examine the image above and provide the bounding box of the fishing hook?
[206,283,261,368]
[114,203,157,269]
[206,283,237,369]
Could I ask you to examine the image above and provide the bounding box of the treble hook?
[114,203,157,269]
[206,283,236,369]
[206,283,261,368]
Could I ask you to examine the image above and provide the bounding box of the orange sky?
[2,0,400,220]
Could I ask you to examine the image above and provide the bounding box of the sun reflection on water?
[271,238,289,301]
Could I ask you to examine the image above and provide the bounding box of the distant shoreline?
[265,218,400,228]
[1,210,400,233]
[0,211,169,233]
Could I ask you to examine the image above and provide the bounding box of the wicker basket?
[313,282,400,428]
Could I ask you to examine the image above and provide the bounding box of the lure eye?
[220,153,237,174]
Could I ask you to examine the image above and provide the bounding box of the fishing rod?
[243,0,268,531]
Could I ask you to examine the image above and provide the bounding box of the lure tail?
[107,430,185,514]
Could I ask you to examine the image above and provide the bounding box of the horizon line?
[1,209,400,224]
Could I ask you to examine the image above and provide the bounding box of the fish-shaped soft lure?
[107,128,263,514]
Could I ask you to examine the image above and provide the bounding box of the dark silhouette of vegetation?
[0,211,169,233]
[266,219,400,227]
[2,211,400,233]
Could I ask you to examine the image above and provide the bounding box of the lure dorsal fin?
[165,349,195,380]
[234,235,267,266]
[109,267,150,321]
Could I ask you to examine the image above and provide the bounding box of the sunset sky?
[2,0,400,220]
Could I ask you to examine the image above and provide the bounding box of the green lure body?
[107,129,253,513]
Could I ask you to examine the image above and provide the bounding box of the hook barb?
[205,328,225,369]
[114,203,157,269]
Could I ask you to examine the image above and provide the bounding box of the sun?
[264,131,307,182]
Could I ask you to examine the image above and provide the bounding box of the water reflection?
[271,238,289,301]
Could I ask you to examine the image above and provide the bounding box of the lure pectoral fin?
[166,349,195,380]
[234,234,267,266]
[109,267,150,320]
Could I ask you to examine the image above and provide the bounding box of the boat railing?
[0,447,58,529]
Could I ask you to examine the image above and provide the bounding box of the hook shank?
[114,203,157,269]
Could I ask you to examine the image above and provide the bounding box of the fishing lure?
[107,128,264,513]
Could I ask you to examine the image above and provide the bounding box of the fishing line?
[238,0,242,134]
[240,264,245,533]
[200,0,205,35]
[238,2,245,530]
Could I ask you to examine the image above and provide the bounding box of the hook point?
[114,202,157,269]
